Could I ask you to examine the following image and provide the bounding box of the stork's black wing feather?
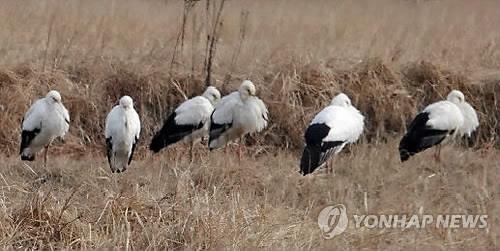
[399,112,451,162]
[149,111,204,153]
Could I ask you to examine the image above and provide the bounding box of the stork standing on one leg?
[399,90,479,162]
[299,93,364,176]
[20,90,70,167]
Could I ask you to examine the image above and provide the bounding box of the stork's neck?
[203,95,216,106]
[239,93,251,102]
[44,98,56,106]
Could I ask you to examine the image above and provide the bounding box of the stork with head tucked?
[300,93,364,175]
[149,86,221,160]
[209,80,269,160]
[105,96,141,173]
[399,90,478,162]
[20,90,70,167]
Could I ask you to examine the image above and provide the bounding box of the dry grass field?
[0,0,499,249]
[0,142,497,249]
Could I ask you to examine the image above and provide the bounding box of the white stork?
[105,96,141,173]
[399,90,478,162]
[20,90,70,167]
[149,86,221,158]
[300,93,364,175]
[209,80,269,159]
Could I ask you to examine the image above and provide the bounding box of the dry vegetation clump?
[342,58,411,140]
[9,189,84,249]
[0,58,499,152]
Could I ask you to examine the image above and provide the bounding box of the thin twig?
[170,0,198,73]
[224,10,249,87]
[42,11,57,72]
[204,0,227,87]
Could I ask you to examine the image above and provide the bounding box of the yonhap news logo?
[317,204,349,239]
[318,204,488,239]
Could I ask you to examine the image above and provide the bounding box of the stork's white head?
[238,80,256,100]
[202,86,221,105]
[331,93,352,107]
[119,96,134,109]
[447,90,465,104]
[46,90,62,103]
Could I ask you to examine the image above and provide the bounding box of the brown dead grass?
[0,59,499,155]
[0,142,496,249]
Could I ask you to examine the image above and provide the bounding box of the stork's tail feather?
[149,129,180,153]
[399,135,412,162]
[149,133,170,153]
[208,138,221,151]
[300,144,321,176]
[19,129,40,160]
[106,138,112,167]
[208,130,228,151]
[111,164,127,173]
[149,112,178,153]
[150,112,202,153]
[109,153,129,173]
[399,148,411,162]
[208,122,230,151]
[399,135,413,162]
[21,154,35,161]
